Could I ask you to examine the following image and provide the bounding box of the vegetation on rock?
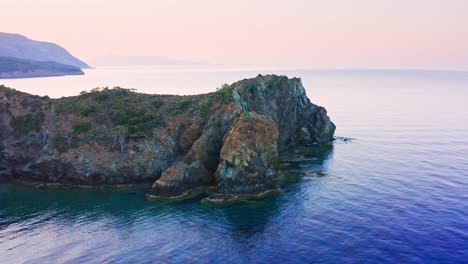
[10,113,44,138]
[0,75,335,202]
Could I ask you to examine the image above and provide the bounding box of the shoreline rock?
[0,70,84,79]
[0,180,152,190]
[145,186,216,202]
[201,189,282,205]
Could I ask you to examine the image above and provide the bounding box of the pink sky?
[2,0,468,70]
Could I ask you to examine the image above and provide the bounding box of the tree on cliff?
[63,131,73,147]
[112,125,127,154]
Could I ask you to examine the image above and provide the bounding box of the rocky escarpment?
[0,75,335,199]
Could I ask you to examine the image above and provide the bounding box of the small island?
[0,74,335,202]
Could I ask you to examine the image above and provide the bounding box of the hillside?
[0,32,89,69]
[0,56,84,79]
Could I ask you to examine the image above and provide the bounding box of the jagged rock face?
[181,103,242,171]
[215,112,279,194]
[151,75,335,197]
[150,103,242,197]
[298,106,335,144]
[0,74,335,197]
[231,75,335,149]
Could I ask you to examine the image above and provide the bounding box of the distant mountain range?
[0,33,89,69]
[90,55,209,66]
[0,32,89,79]
[0,32,210,79]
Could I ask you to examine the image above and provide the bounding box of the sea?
[1,66,467,263]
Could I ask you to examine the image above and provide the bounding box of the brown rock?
[215,112,279,194]
[152,161,212,197]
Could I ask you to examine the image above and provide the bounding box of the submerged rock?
[201,189,281,206]
[0,74,335,199]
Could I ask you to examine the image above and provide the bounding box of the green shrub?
[170,98,193,115]
[81,105,98,116]
[54,86,166,139]
[52,133,80,153]
[0,102,9,113]
[111,109,164,138]
[6,89,15,97]
[215,83,233,102]
[95,93,110,101]
[94,114,107,124]
[55,98,90,116]
[30,100,43,112]
[52,135,68,153]
[73,122,92,134]
[10,113,44,137]
[89,131,97,140]
[152,99,164,109]
[197,99,213,119]
[92,89,110,101]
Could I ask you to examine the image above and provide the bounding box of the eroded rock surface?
[0,74,335,198]
[215,112,279,194]
[152,161,212,197]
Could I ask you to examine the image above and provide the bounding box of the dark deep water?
[1,69,468,263]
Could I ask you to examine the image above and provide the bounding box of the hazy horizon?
[2,0,468,70]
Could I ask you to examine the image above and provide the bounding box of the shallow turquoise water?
[1,69,468,263]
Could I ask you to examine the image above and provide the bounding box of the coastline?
[0,70,84,79]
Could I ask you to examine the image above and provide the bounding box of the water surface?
[1,68,468,263]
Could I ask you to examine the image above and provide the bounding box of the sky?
[1,0,468,70]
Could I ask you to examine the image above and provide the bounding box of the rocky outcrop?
[0,74,335,199]
[149,75,335,199]
[232,75,334,149]
[215,112,279,194]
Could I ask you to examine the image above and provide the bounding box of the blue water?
[1,69,468,263]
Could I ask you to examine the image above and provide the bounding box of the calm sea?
[1,67,468,263]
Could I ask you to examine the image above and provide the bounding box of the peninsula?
[0,32,89,79]
[0,75,335,201]
[0,56,84,79]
